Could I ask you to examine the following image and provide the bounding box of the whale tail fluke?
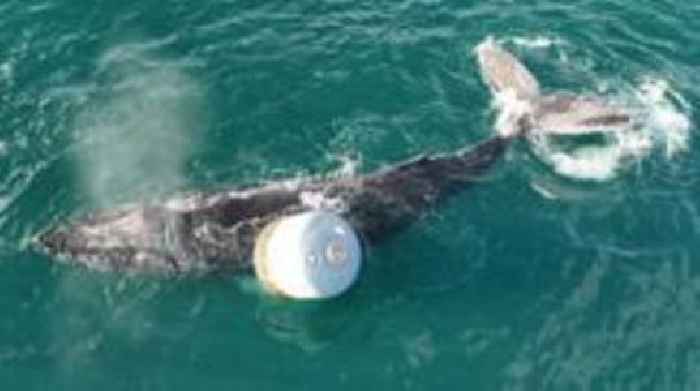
[475,37,633,137]
[532,94,632,135]
[475,37,541,103]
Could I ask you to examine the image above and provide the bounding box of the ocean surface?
[1,1,699,389]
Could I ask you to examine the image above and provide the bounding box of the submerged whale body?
[37,39,634,274]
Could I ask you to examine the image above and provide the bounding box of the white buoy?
[253,211,362,300]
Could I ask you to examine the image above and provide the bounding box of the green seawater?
[1,1,699,389]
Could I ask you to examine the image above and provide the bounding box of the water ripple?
[505,249,700,390]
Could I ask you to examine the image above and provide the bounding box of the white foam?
[525,77,691,181]
[530,182,559,200]
[0,61,13,84]
[549,146,625,181]
[299,190,347,212]
[0,196,8,213]
[635,78,691,158]
[334,154,360,177]
[509,36,563,49]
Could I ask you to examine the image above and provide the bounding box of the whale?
[37,136,513,274]
[36,39,634,274]
[474,37,633,137]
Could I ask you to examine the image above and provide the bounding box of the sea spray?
[529,77,692,182]
[636,77,691,158]
[73,44,207,206]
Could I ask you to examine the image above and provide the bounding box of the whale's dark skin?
[37,135,512,274]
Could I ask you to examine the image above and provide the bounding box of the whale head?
[36,205,181,273]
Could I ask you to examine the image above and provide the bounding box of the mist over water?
[74,44,206,205]
[0,1,699,390]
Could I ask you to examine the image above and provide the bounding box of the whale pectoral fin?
[475,37,541,101]
[533,94,633,135]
